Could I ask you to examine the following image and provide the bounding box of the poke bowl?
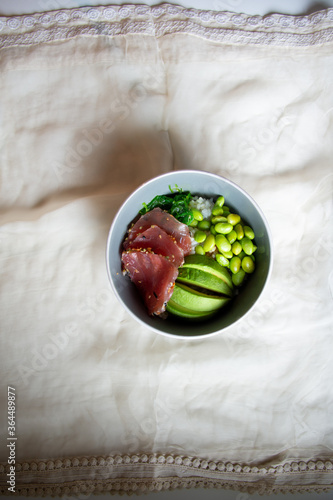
[106,170,273,339]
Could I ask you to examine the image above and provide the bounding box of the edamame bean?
[189,219,198,227]
[229,256,241,274]
[232,269,246,286]
[221,250,233,259]
[235,223,244,240]
[195,245,205,256]
[216,253,229,267]
[242,256,255,273]
[203,233,216,253]
[194,231,207,244]
[210,225,217,235]
[215,234,231,253]
[241,237,254,255]
[244,225,255,239]
[212,206,224,216]
[227,230,237,244]
[215,196,225,207]
[197,220,211,230]
[227,213,241,226]
[192,208,203,221]
[211,215,227,224]
[231,241,242,255]
[215,222,233,234]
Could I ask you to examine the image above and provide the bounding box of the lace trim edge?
[1,453,333,474]
[0,3,333,49]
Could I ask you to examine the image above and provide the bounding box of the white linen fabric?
[0,4,333,496]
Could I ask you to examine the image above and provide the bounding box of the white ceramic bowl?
[106,170,273,339]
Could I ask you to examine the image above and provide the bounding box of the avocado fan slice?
[166,299,216,320]
[182,254,233,289]
[171,283,231,313]
[177,267,233,297]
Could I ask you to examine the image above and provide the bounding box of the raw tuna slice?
[126,225,184,268]
[122,250,178,315]
[123,207,192,255]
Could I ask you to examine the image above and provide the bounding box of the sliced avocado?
[171,283,231,313]
[182,254,233,289]
[177,267,233,297]
[166,299,216,320]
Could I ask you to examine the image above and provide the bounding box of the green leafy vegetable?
[139,186,194,225]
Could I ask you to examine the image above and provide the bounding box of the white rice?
[189,196,215,220]
[189,196,215,254]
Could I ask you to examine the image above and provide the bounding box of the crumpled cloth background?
[0,3,332,495]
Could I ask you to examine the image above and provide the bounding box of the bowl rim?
[106,170,274,339]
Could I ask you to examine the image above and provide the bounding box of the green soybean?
[242,256,255,273]
[215,234,231,253]
[231,241,242,255]
[192,208,203,221]
[211,215,227,224]
[244,225,255,239]
[195,245,205,256]
[189,219,198,227]
[197,220,211,230]
[216,253,229,267]
[229,256,241,274]
[241,237,254,255]
[203,233,216,253]
[210,225,217,235]
[221,250,233,259]
[232,269,246,286]
[215,196,225,207]
[194,231,207,243]
[235,223,244,240]
[212,206,224,216]
[215,222,233,234]
[227,213,241,226]
[227,230,237,244]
